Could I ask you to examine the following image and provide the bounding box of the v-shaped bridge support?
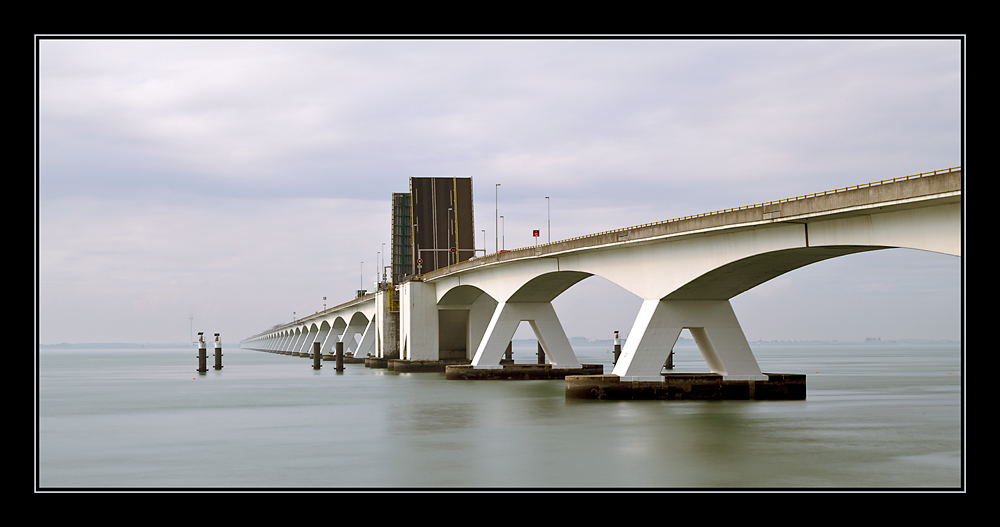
[470,302,582,369]
[612,299,766,381]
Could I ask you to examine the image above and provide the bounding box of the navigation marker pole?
[214,333,223,370]
[197,332,208,373]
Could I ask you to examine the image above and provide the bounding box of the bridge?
[241,167,961,387]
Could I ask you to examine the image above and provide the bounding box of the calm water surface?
[37,343,963,489]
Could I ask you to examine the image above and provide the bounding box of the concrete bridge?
[240,293,380,360]
[242,168,961,383]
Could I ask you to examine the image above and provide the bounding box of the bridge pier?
[371,288,400,361]
[612,299,766,381]
[400,280,439,361]
[471,301,582,369]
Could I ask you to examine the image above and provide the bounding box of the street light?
[546,196,550,243]
[500,215,504,251]
[495,183,500,254]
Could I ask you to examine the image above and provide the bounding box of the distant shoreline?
[38,338,961,349]
[38,342,198,349]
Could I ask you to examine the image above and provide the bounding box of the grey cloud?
[37,37,963,344]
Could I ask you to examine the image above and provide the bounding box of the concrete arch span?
[429,199,960,378]
[340,311,373,356]
[433,284,501,363]
[437,272,596,306]
[438,284,491,306]
[455,248,845,370]
[507,271,594,303]
[610,242,960,381]
[606,199,960,380]
[663,245,885,301]
[434,224,813,371]
[434,276,589,369]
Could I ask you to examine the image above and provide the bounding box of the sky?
[36,37,964,345]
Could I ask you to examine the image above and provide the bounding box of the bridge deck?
[422,168,961,281]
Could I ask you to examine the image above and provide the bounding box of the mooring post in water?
[664,349,674,370]
[613,331,621,365]
[313,341,322,370]
[197,332,208,373]
[504,341,513,363]
[336,341,344,372]
[214,333,223,370]
[537,342,545,364]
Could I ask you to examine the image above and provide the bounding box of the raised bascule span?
[241,167,961,398]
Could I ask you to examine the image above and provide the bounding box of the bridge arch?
[341,311,371,354]
[297,323,319,354]
[434,284,500,362]
[662,245,885,301]
[430,198,959,378]
[438,284,491,306]
[507,271,594,303]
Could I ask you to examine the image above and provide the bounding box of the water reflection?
[390,402,476,434]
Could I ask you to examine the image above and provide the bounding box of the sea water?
[36,342,963,489]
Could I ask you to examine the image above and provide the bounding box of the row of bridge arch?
[247,307,376,359]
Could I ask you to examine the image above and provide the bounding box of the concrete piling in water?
[196,332,208,373]
[537,342,545,364]
[336,341,344,372]
[502,342,513,364]
[613,331,621,365]
[213,333,223,370]
[313,342,322,370]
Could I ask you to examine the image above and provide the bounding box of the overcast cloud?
[36,37,963,345]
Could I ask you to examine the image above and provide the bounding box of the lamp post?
[500,215,504,251]
[495,183,500,254]
[546,196,550,243]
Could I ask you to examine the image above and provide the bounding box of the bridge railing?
[416,166,960,281]
[487,166,962,255]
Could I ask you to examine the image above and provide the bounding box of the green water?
[36,343,963,489]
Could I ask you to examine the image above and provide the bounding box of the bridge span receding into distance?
[241,167,961,398]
